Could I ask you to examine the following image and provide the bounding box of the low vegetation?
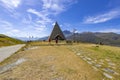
[69,42,120,79]
[0,41,120,80]
[0,34,24,47]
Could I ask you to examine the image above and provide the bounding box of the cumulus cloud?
[83,9,120,24]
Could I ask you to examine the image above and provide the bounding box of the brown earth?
[0,45,104,80]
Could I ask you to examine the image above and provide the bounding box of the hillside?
[95,32,120,46]
[65,31,120,46]
[0,34,24,47]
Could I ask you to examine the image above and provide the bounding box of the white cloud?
[27,9,52,24]
[99,29,120,33]
[35,26,46,31]
[42,0,64,14]
[0,0,21,10]
[83,9,120,24]
[27,8,53,32]
[0,0,78,37]
[27,0,78,34]
[0,0,22,19]
[0,19,21,36]
[0,19,46,37]
[0,19,13,30]
[42,0,77,14]
[22,14,32,24]
[27,9,45,18]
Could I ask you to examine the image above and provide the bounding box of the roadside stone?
[92,66,98,71]
[87,61,93,64]
[102,68,116,74]
[108,62,116,66]
[86,57,92,61]
[99,60,104,65]
[94,59,97,62]
[82,58,87,61]
[105,59,111,62]
[95,64,102,68]
[103,72,113,79]
[91,61,96,64]
[99,62,104,65]
[103,68,115,74]
[76,53,81,56]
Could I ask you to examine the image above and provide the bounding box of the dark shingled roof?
[49,22,66,40]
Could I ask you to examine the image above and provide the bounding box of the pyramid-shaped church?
[49,22,66,40]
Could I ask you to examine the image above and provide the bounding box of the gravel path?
[0,44,25,63]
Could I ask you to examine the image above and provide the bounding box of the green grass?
[68,43,120,79]
[89,45,120,62]
[0,34,24,47]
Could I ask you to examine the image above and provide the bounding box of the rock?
[103,72,113,79]
[103,68,115,74]
[95,64,102,68]
[99,60,104,65]
[86,57,92,61]
[91,61,96,64]
[108,62,116,66]
[76,53,81,56]
[82,58,87,61]
[105,59,111,62]
[92,66,98,71]
[87,61,93,64]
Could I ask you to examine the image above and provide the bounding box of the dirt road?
[0,44,25,63]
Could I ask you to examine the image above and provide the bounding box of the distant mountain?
[20,29,120,47]
[95,32,120,46]
[67,32,120,46]
[37,30,72,41]
[15,37,40,41]
[0,34,24,47]
[38,36,48,41]
[63,30,72,37]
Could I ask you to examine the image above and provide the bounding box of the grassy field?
[68,42,120,79]
[0,34,24,47]
[0,41,120,80]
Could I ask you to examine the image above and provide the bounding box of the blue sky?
[0,0,120,37]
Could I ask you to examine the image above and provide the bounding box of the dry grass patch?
[69,43,120,79]
[0,43,103,80]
